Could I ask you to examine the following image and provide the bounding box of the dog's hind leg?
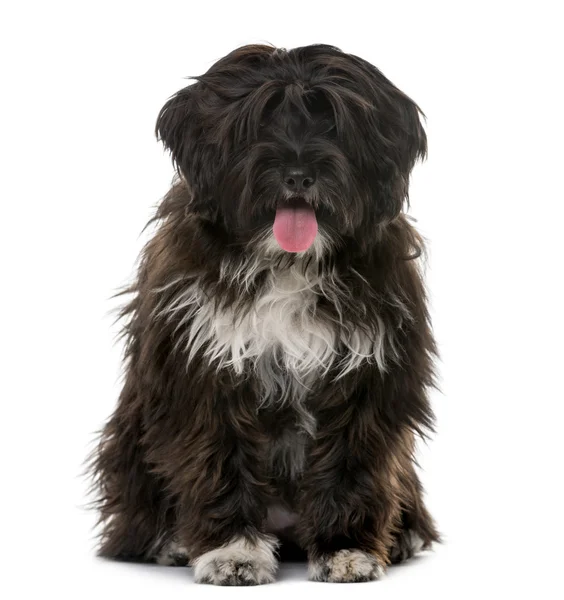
[390,460,440,564]
[90,383,175,562]
[155,538,190,566]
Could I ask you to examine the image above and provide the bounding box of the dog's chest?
[207,266,336,393]
[165,261,391,409]
[213,267,326,483]
[162,263,393,498]
[168,261,392,406]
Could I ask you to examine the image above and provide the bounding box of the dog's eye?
[323,125,337,139]
[306,90,333,117]
[260,92,283,128]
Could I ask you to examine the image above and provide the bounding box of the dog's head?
[156,44,426,253]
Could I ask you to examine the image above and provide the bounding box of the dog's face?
[156,44,426,252]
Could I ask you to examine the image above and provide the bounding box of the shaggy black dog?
[91,44,439,585]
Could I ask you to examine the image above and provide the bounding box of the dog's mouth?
[273,196,318,253]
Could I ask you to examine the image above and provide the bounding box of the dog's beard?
[222,171,364,253]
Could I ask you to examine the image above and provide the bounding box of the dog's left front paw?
[309,549,384,583]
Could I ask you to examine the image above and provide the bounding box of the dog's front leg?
[298,396,407,583]
[173,392,278,586]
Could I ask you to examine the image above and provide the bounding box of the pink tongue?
[273,202,318,252]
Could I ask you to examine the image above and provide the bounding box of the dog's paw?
[390,529,425,564]
[192,536,278,585]
[309,549,384,583]
[155,539,189,566]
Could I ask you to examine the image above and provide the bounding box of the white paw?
[192,535,278,585]
[309,549,384,583]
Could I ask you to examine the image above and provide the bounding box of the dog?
[90,43,439,585]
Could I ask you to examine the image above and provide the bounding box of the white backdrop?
[1,1,563,598]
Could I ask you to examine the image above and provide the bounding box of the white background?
[1,1,563,598]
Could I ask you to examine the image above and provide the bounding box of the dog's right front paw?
[192,536,278,585]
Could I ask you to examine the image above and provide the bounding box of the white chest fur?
[211,265,337,379]
[157,254,394,410]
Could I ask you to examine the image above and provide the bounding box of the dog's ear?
[156,86,196,177]
[382,93,427,216]
[344,55,427,218]
[392,93,427,176]
[156,85,221,221]
[351,91,427,221]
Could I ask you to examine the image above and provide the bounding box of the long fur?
[90,43,440,585]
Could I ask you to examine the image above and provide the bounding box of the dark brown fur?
[90,44,439,583]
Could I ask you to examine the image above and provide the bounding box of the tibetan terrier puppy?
[91,44,439,585]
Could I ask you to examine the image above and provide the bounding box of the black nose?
[282,167,316,193]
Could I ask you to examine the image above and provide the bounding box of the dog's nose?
[282,167,316,193]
